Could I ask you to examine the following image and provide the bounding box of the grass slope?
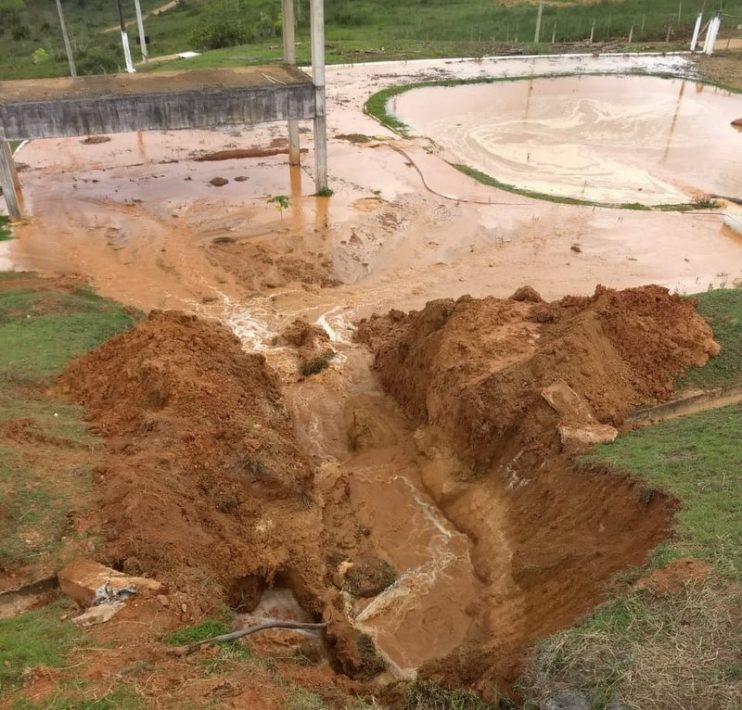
[0,274,140,701]
[3,0,742,80]
[681,288,742,392]
[521,404,742,709]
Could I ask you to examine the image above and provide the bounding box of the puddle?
[392,75,742,206]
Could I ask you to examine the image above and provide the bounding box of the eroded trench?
[52,283,719,696]
[283,342,673,686]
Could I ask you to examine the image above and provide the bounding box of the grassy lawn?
[2,0,742,80]
[0,274,140,702]
[680,289,742,392]
[520,404,742,709]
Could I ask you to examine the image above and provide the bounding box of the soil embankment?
[356,285,718,694]
[55,311,381,676]
[48,285,720,702]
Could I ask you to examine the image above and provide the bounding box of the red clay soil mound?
[56,311,376,674]
[357,284,719,471]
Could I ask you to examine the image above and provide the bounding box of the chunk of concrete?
[58,559,162,608]
[72,601,126,627]
[559,423,618,446]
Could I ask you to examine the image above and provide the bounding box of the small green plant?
[268,194,290,217]
[298,349,335,377]
[0,216,11,241]
[31,46,48,64]
[314,187,334,198]
[163,619,230,645]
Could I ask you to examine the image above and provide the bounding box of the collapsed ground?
[1,273,740,709]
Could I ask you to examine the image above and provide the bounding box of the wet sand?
[393,75,742,205]
[3,52,742,674]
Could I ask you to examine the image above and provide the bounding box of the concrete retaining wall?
[0,84,316,140]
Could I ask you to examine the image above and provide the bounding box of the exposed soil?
[357,285,719,470]
[54,311,381,677]
[354,285,719,695]
[207,236,341,294]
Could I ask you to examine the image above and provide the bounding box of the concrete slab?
[0,64,316,140]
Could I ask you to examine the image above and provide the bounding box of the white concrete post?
[0,141,25,221]
[116,0,136,73]
[55,0,77,77]
[282,0,300,166]
[690,13,703,52]
[310,0,328,193]
[534,0,544,43]
[704,13,722,56]
[134,0,148,63]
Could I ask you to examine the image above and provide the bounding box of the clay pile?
[56,311,381,675]
[357,284,719,472]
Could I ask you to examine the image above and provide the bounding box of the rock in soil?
[209,177,229,187]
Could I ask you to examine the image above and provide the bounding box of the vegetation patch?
[680,289,742,391]
[520,404,742,708]
[163,619,230,646]
[403,681,495,710]
[0,600,85,690]
[0,216,11,241]
[298,349,336,377]
[0,277,138,571]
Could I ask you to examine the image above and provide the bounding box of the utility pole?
[282,0,300,166]
[116,0,135,73]
[134,0,148,63]
[534,0,544,43]
[55,0,77,77]
[310,0,328,193]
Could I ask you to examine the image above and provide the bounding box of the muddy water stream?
[393,75,742,205]
[285,349,483,678]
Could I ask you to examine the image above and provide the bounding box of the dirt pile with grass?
[55,310,378,675]
[357,284,719,471]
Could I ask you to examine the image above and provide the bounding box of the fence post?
[690,12,703,51]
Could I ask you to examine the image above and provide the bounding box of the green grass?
[0,281,139,381]
[163,619,230,645]
[680,289,742,391]
[0,273,138,577]
[520,405,742,708]
[3,0,742,80]
[0,216,11,241]
[585,405,741,577]
[12,687,145,709]
[0,601,85,691]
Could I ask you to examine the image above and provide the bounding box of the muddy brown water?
[392,75,742,206]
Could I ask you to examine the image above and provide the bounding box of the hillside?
[1,0,740,80]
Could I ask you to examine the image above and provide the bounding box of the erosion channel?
[55,283,718,699]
